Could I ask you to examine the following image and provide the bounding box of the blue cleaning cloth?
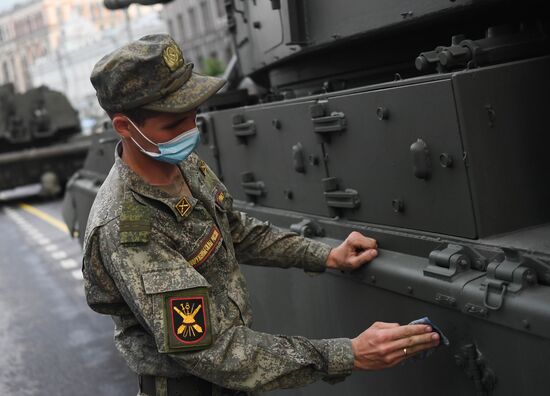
[408,317,450,359]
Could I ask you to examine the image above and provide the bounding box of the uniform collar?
[177,152,217,219]
[115,142,204,221]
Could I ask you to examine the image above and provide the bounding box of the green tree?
[202,57,225,77]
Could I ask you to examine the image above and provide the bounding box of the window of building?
[200,1,213,32]
[167,19,174,38]
[188,8,198,37]
[177,13,185,40]
[56,5,63,24]
[35,14,42,29]
[215,0,225,18]
[3,61,10,83]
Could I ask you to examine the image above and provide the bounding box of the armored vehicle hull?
[64,0,550,394]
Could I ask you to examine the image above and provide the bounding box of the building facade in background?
[0,0,165,119]
[31,4,166,120]
[0,0,233,122]
[162,0,232,75]
[0,0,48,92]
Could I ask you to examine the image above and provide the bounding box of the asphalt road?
[0,195,136,396]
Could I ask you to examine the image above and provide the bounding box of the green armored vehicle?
[0,83,89,196]
[63,0,550,395]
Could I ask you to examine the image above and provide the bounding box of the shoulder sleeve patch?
[164,287,212,352]
[119,192,152,244]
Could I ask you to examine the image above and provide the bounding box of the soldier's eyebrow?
[161,112,195,130]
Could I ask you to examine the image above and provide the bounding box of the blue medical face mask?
[127,117,200,165]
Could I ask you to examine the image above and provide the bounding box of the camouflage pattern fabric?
[82,145,354,394]
[90,34,225,113]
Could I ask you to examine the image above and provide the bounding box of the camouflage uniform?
[85,34,354,395]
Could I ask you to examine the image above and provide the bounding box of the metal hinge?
[481,249,538,311]
[424,244,488,281]
[289,219,325,238]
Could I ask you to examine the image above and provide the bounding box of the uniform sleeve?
[227,209,331,273]
[97,224,354,392]
[82,228,133,316]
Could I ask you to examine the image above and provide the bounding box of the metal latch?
[310,102,346,135]
[482,249,537,311]
[240,171,265,197]
[322,177,360,209]
[232,114,256,142]
[424,244,488,281]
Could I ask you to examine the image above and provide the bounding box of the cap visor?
[142,73,226,113]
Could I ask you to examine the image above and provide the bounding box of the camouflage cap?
[90,34,225,113]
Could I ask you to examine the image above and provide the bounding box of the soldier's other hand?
[351,322,440,370]
[326,231,377,271]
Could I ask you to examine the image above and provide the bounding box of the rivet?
[370,275,376,284]
[407,286,413,294]
[439,153,454,168]
[392,198,404,213]
[308,154,319,166]
[525,270,536,284]
[458,257,469,268]
[522,319,531,330]
[376,106,389,121]
[283,189,293,200]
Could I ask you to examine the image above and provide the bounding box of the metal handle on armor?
[311,111,347,134]
[232,114,256,138]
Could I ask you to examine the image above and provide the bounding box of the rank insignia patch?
[214,189,225,206]
[199,160,208,175]
[165,289,212,351]
[175,196,192,217]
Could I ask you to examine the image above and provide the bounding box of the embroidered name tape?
[187,226,222,268]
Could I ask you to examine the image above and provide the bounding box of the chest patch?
[164,288,212,352]
[120,194,152,244]
[187,226,222,268]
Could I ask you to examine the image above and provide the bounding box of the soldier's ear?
[112,115,132,138]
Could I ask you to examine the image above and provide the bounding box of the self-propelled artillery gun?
[63,0,550,395]
[0,83,89,195]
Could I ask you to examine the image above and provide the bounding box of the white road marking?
[51,251,67,260]
[60,259,79,269]
[71,269,84,280]
[44,244,58,252]
[6,206,84,282]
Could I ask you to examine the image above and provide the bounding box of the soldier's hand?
[326,231,377,271]
[351,322,440,370]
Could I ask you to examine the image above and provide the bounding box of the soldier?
[84,34,440,396]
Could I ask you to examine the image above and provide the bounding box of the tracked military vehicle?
[63,0,550,394]
[0,83,89,195]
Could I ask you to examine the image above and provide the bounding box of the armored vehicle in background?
[0,83,90,195]
[64,0,550,395]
